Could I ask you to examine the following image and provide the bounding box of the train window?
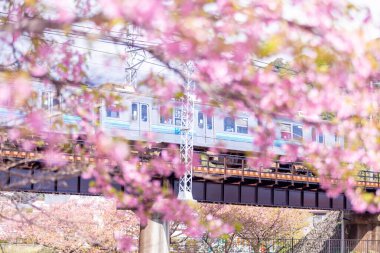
[160,115,171,124]
[3,96,11,107]
[141,104,148,122]
[106,107,120,118]
[207,116,212,130]
[174,108,181,126]
[198,112,204,128]
[132,103,138,120]
[52,95,60,109]
[41,92,50,109]
[280,123,292,140]
[292,125,303,141]
[224,117,235,132]
[160,108,173,124]
[318,133,324,143]
[160,107,181,125]
[236,118,248,134]
[311,127,317,142]
[334,134,339,143]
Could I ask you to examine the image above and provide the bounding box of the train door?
[196,111,213,145]
[195,111,205,145]
[140,103,150,132]
[130,102,150,133]
[205,114,213,144]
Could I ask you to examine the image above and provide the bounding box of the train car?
[0,82,343,157]
[95,85,343,155]
[97,88,259,152]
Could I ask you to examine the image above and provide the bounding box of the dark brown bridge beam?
[0,168,352,210]
[173,179,351,211]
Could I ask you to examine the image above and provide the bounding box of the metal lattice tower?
[125,26,147,88]
[178,62,195,200]
[124,25,194,200]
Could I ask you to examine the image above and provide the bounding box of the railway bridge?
[0,148,378,210]
[1,147,380,252]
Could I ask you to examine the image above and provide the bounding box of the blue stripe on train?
[152,125,181,134]
[103,120,130,130]
[215,133,253,143]
[0,108,23,116]
[274,139,302,147]
[63,115,81,124]
[0,109,23,125]
[274,139,285,147]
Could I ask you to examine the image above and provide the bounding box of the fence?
[261,239,380,253]
[172,238,380,253]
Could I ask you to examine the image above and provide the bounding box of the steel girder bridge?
[0,148,378,211]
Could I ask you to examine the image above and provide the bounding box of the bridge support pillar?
[139,213,170,253]
[345,212,380,252]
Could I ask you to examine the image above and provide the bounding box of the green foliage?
[320,112,336,121]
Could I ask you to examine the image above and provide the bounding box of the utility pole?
[139,61,196,252]
[124,26,169,253]
[123,25,196,251]
[178,61,195,201]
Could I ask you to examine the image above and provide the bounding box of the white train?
[0,82,343,156]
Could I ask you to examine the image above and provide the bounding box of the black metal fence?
[258,239,380,253]
[172,238,380,253]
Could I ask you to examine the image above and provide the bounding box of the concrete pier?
[345,212,380,252]
[139,213,170,253]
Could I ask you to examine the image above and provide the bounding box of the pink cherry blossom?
[1,0,380,249]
